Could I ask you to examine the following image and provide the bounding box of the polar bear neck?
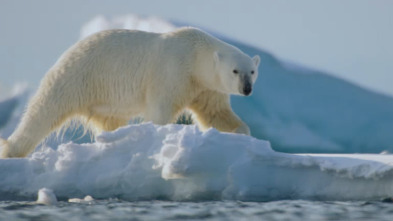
[169,28,231,93]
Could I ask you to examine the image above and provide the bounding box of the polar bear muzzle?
[240,75,253,96]
[243,82,252,96]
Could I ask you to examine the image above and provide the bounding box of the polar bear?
[0,27,260,158]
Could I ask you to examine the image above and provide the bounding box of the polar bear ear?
[252,55,261,67]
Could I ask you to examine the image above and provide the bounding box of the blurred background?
[1,0,392,96]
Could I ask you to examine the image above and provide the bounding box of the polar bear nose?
[243,83,252,96]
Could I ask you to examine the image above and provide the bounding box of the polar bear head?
[213,50,260,96]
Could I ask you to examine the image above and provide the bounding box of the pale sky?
[1,0,392,96]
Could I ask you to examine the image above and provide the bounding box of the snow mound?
[1,123,393,202]
[36,188,57,205]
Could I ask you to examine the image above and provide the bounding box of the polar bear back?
[49,29,200,108]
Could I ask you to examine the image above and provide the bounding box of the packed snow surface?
[1,15,393,202]
[1,123,393,202]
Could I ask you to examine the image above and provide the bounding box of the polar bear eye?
[233,70,238,74]
[251,70,255,74]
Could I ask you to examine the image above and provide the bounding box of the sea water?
[1,200,393,221]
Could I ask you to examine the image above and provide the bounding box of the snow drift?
[1,123,393,202]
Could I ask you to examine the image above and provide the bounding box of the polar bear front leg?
[188,91,250,135]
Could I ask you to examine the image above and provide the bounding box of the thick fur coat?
[1,27,260,158]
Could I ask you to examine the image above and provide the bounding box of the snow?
[1,123,393,201]
[1,15,393,202]
[36,188,58,205]
[68,195,94,203]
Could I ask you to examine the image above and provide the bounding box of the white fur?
[0,27,260,158]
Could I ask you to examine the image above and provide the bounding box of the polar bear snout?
[242,82,252,96]
[239,74,253,96]
[243,84,252,96]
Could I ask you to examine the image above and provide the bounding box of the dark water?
[1,200,393,221]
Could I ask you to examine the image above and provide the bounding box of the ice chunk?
[36,188,57,205]
[68,195,94,203]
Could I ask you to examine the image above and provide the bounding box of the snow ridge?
[1,123,393,201]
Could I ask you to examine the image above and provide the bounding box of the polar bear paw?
[234,123,250,135]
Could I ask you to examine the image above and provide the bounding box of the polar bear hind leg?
[2,105,76,158]
[1,84,81,158]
